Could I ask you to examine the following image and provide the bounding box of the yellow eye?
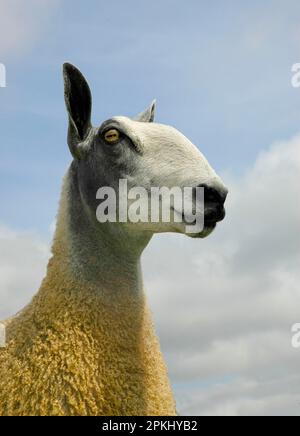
[103,129,120,144]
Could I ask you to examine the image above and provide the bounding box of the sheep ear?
[63,63,92,158]
[134,100,156,123]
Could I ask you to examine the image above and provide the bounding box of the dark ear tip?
[63,63,86,81]
[62,63,91,94]
[63,62,76,75]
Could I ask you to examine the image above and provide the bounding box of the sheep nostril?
[196,183,228,205]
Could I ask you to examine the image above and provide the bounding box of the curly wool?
[0,262,176,416]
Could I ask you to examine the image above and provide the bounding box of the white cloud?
[176,374,300,416]
[0,0,60,58]
[0,134,299,415]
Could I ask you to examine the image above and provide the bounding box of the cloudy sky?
[0,0,300,416]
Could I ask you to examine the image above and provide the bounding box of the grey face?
[74,123,143,218]
[63,63,228,238]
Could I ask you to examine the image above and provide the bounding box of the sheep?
[0,63,228,416]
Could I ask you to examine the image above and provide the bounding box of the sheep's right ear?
[134,100,156,123]
[63,63,92,159]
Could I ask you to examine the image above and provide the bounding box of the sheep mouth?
[191,208,227,237]
[188,222,217,239]
[171,207,218,238]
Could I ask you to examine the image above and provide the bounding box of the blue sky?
[1,0,300,233]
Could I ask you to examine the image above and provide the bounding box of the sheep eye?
[103,129,120,144]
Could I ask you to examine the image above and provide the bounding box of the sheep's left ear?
[134,100,156,123]
[63,63,92,159]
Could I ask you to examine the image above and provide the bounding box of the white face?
[112,116,223,189]
[96,115,228,238]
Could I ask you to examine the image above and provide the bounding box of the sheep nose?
[200,184,228,205]
[197,183,228,223]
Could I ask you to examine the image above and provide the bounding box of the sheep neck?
[52,166,152,298]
